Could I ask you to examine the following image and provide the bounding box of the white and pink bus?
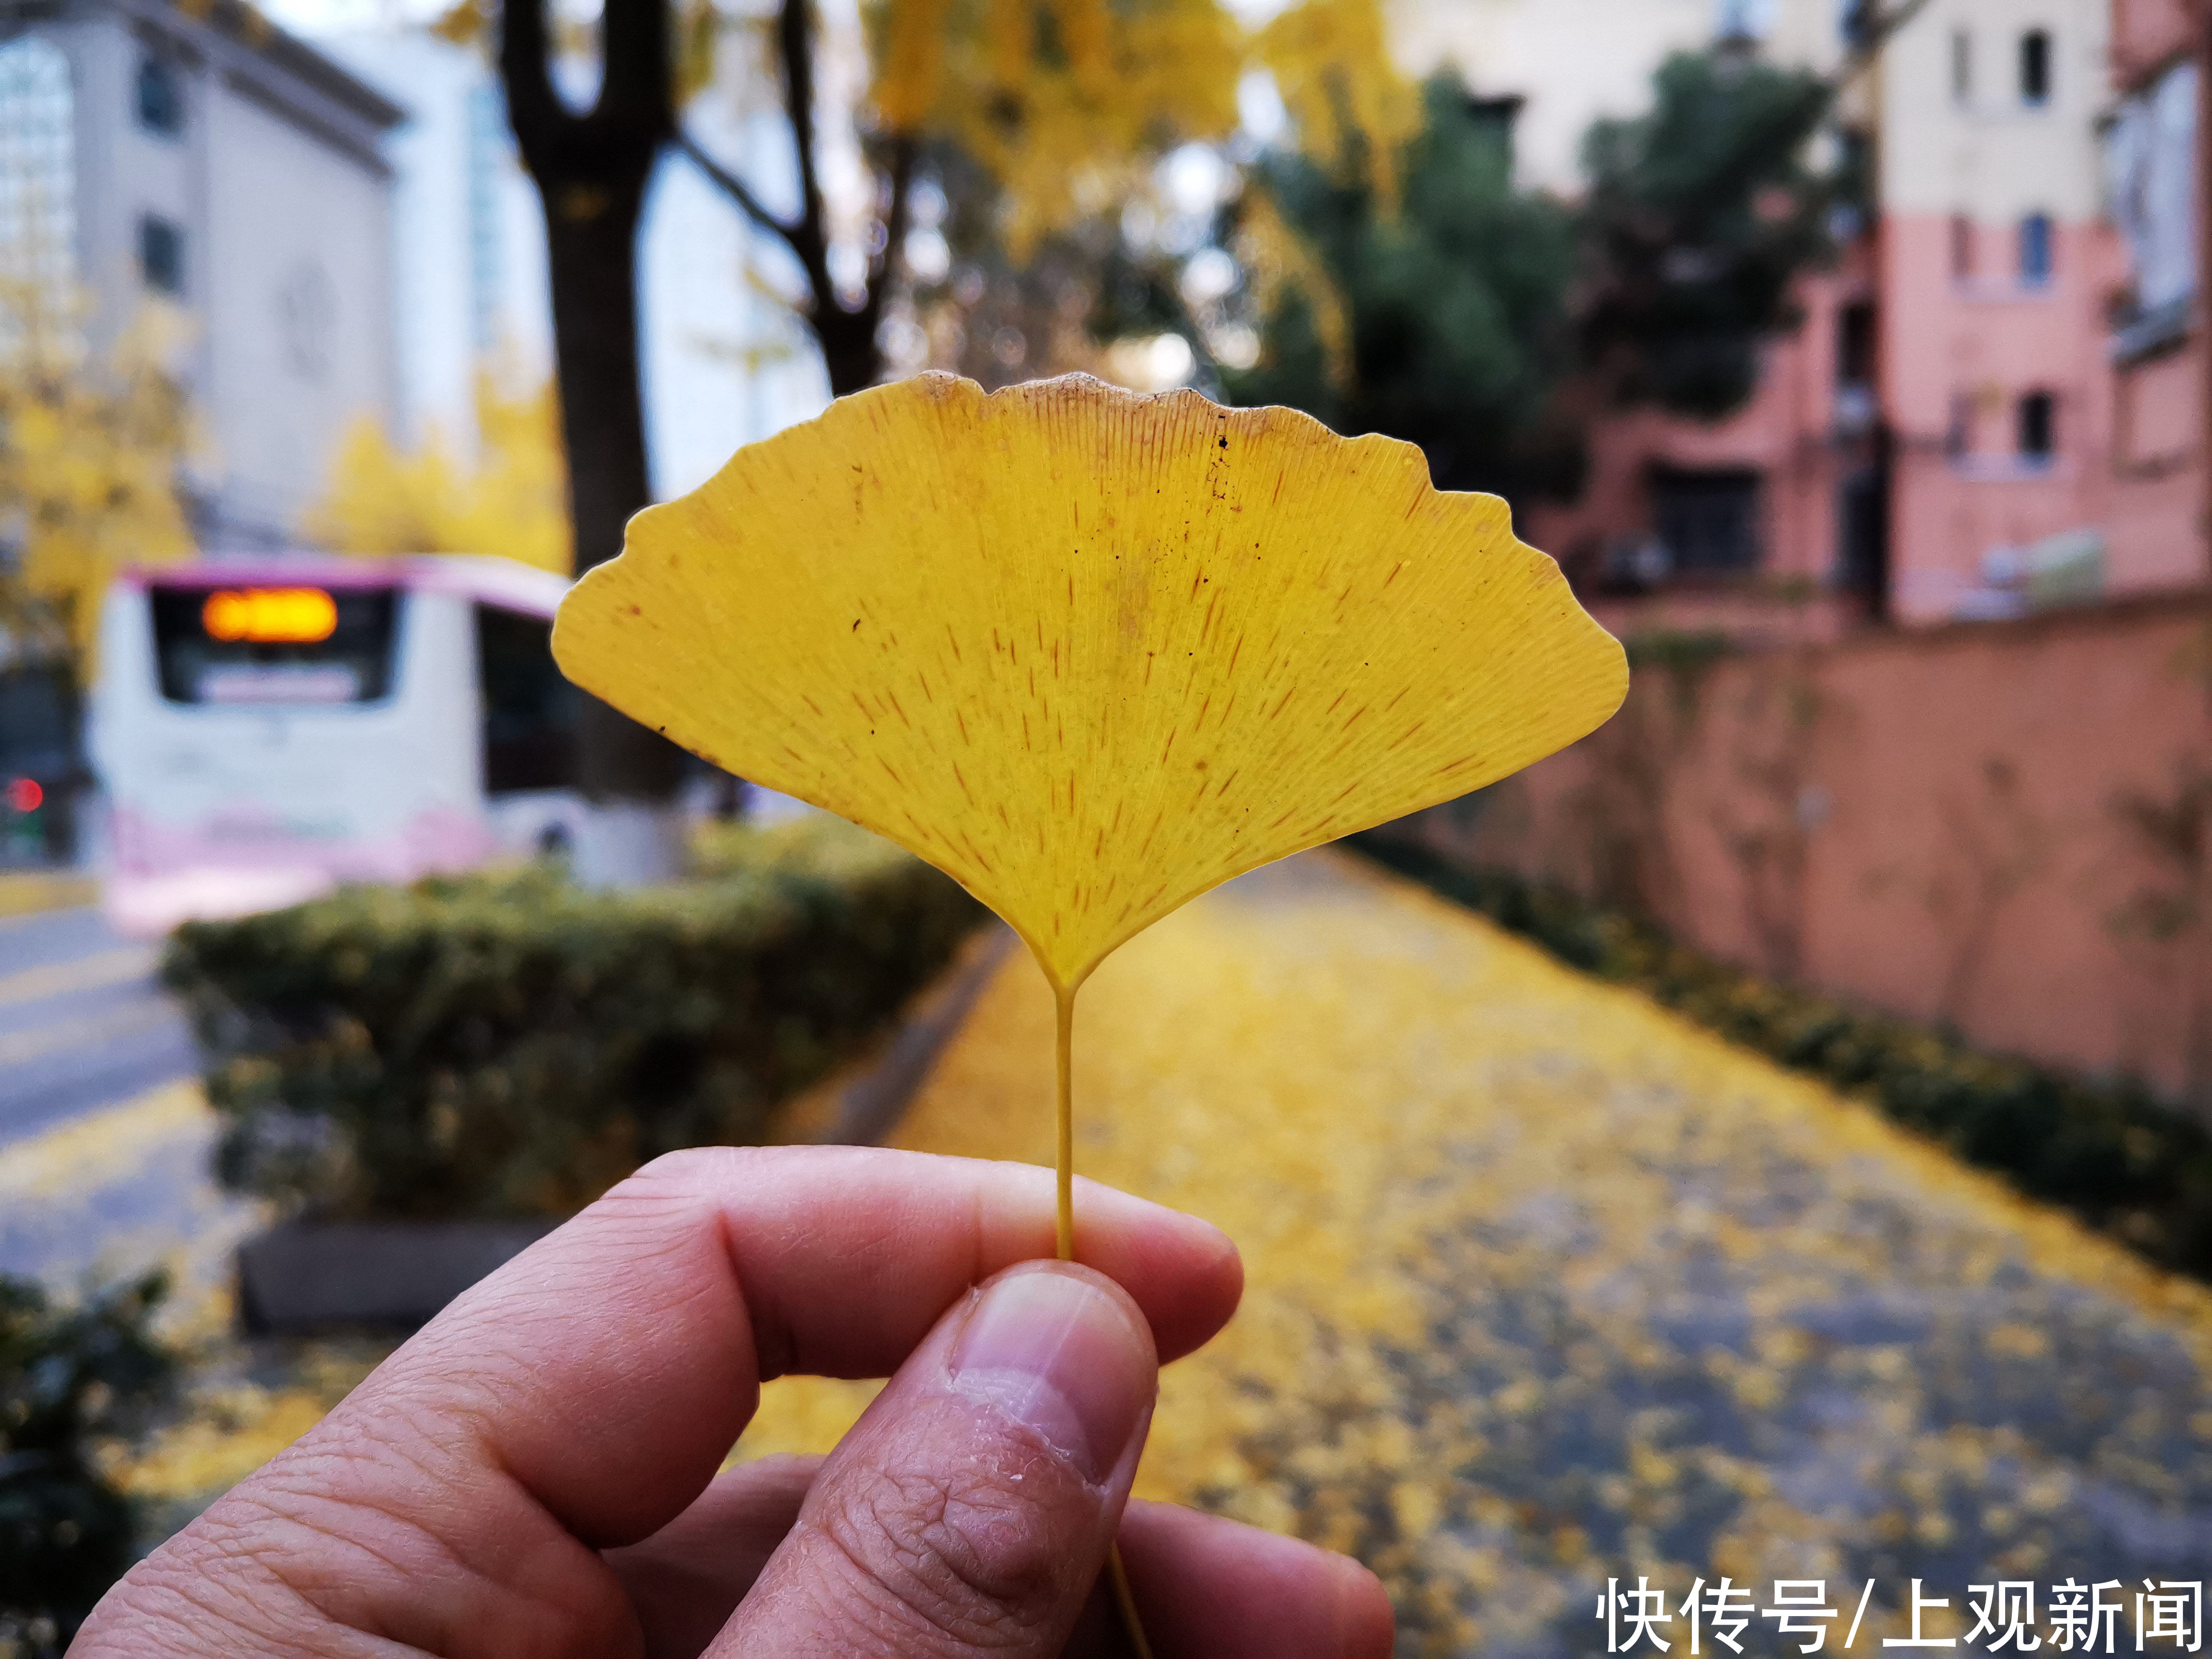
[89,556,584,936]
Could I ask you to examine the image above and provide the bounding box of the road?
[0,904,255,1302]
[0,905,196,1146]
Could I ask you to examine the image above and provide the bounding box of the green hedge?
[1,1271,171,1656]
[164,818,984,1220]
[1351,833,2212,1280]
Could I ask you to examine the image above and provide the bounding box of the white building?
[0,0,402,548]
[311,27,550,452]
[309,21,831,502]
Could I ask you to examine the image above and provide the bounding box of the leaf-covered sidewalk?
[746,851,2212,1657]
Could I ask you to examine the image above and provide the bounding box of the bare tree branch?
[684,0,902,392]
[775,0,837,312]
[859,135,919,333]
[677,129,801,244]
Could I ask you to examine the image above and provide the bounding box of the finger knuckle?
[818,1456,1081,1650]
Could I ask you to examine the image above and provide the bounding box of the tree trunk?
[503,0,687,880]
[543,188,687,807]
[816,308,882,400]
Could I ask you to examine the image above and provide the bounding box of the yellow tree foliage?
[1254,0,1420,202]
[436,0,1403,393]
[447,0,1404,246]
[1234,187,1355,388]
[861,0,1411,380]
[867,0,1244,257]
[1226,0,1420,392]
[305,374,571,574]
[0,288,193,687]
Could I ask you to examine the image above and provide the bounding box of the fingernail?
[948,1266,1154,1485]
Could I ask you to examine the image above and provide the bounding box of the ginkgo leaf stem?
[1109,1549,1154,1659]
[1054,980,1153,1659]
[1055,983,1076,1264]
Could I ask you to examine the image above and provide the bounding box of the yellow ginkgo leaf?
[558,372,1622,1646]
[555,372,1626,992]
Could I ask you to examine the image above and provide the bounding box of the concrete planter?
[237,1220,557,1334]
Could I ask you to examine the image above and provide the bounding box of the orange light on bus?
[202,588,338,644]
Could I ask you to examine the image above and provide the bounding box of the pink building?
[1386,2,2212,1097]
[1525,257,1874,645]
[1527,0,2199,636]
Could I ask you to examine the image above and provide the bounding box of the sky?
[259,0,447,34]
[261,0,1302,44]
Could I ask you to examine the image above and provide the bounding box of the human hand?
[78,1146,1395,1657]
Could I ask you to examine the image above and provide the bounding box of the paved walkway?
[71,851,2212,1653]
[745,852,2212,1657]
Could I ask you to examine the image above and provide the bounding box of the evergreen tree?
[1225,77,1578,503]
[1227,50,1845,498]
[1578,48,1842,419]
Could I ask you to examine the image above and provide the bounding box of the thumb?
[714,1260,1157,1658]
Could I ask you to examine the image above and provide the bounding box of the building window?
[0,35,79,327]
[1951,28,1972,104]
[476,605,578,794]
[1652,468,1763,575]
[1837,467,1885,595]
[135,52,183,136]
[1950,214,1975,278]
[1946,392,1973,457]
[2020,29,2050,105]
[138,213,183,294]
[2017,391,2055,458]
[2019,213,2053,284]
[1836,300,1876,385]
[1835,301,1877,431]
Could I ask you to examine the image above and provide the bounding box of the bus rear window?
[149,586,400,705]
[475,603,578,793]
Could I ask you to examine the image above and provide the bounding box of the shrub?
[1351,834,2212,1279]
[164,818,985,1219]
[0,1271,172,1655]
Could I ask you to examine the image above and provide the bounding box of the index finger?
[333,1145,1240,1547]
